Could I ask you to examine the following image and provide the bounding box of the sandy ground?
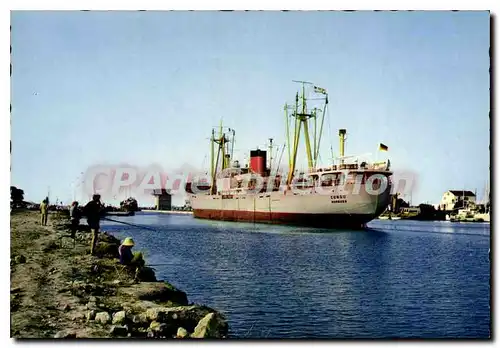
[10,210,111,338]
[10,210,228,339]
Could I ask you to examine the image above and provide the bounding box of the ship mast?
[209,120,233,194]
[285,81,328,186]
[268,138,274,174]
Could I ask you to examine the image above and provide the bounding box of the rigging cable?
[327,103,334,164]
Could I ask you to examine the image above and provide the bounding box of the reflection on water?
[102,213,490,338]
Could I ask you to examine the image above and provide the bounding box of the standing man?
[40,197,49,226]
[83,194,103,255]
[69,201,81,238]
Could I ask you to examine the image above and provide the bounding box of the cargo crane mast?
[210,121,234,194]
[285,81,328,186]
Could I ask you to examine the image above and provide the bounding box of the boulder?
[94,311,111,325]
[136,267,157,282]
[176,327,188,338]
[149,321,164,331]
[109,325,129,336]
[141,304,224,334]
[191,312,228,339]
[112,311,127,325]
[132,313,149,326]
[119,282,188,305]
[148,321,168,337]
[145,307,167,322]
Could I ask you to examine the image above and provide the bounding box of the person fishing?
[40,197,49,226]
[118,237,135,264]
[69,201,81,238]
[118,237,145,282]
[83,194,104,255]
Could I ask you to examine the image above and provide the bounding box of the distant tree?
[10,186,24,208]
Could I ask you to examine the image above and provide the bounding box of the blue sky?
[11,11,490,206]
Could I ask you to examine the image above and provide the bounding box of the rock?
[86,310,96,321]
[61,304,71,311]
[112,311,127,325]
[88,296,97,303]
[119,282,188,305]
[139,304,225,336]
[132,313,149,326]
[136,267,157,282]
[112,279,122,286]
[54,330,77,338]
[70,312,85,321]
[109,325,129,336]
[11,287,21,293]
[94,311,111,325]
[86,301,98,310]
[191,312,228,339]
[145,307,167,322]
[14,255,26,264]
[149,321,163,331]
[148,321,168,337]
[176,327,188,338]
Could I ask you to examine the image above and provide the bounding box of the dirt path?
[10,210,228,339]
[10,210,107,338]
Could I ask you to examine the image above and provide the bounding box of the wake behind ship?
[186,82,393,229]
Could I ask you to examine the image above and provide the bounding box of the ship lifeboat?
[185,180,211,194]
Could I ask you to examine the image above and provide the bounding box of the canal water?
[101,213,491,338]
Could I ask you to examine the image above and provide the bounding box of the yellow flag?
[379,143,388,151]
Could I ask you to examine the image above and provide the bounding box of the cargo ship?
[186,82,393,228]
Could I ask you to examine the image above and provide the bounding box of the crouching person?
[118,237,145,282]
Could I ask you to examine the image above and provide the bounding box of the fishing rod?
[101,217,158,231]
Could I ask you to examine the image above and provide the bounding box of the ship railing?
[307,160,390,174]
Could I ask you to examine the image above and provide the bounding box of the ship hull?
[194,209,380,228]
[190,184,391,229]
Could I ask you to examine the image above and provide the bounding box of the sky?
[10,11,490,206]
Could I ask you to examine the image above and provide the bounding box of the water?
[102,213,491,338]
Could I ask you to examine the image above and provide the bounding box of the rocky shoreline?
[10,210,228,339]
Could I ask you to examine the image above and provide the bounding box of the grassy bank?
[10,210,228,339]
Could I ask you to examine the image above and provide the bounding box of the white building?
[440,190,476,211]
